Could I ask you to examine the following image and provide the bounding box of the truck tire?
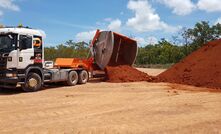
[67,71,78,86]
[22,73,42,92]
[78,70,89,84]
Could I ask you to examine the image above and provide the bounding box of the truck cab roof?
[0,27,46,38]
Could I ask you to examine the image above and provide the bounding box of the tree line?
[44,41,90,61]
[44,21,221,65]
[136,21,221,65]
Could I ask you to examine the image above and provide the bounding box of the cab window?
[19,35,32,50]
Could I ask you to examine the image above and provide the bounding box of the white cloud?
[135,36,158,46]
[158,0,195,16]
[159,0,221,14]
[104,18,112,22]
[0,0,20,17]
[107,19,122,32]
[147,36,158,45]
[197,0,221,12]
[134,37,148,46]
[0,0,20,11]
[75,30,97,42]
[126,0,178,33]
[215,17,221,24]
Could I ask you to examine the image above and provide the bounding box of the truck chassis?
[0,67,89,92]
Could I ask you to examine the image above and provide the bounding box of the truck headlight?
[6,73,17,77]
[8,57,12,61]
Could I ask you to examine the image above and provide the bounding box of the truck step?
[44,73,51,81]
[44,73,51,77]
[44,80,51,82]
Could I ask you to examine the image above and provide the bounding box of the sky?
[0,0,221,47]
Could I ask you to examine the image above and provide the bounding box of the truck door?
[18,35,34,69]
[33,36,43,67]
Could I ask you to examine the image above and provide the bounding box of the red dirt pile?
[157,39,221,89]
[105,65,153,83]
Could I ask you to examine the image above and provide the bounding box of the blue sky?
[0,0,221,46]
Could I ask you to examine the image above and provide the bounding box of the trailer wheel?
[78,70,89,84]
[67,71,78,86]
[22,73,42,92]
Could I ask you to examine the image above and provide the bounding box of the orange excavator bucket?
[92,31,138,70]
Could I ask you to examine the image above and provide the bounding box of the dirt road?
[0,68,220,134]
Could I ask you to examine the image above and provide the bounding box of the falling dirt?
[156,39,221,89]
[105,65,153,83]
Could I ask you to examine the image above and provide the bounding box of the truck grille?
[0,57,7,70]
[0,72,6,78]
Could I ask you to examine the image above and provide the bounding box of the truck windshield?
[0,34,17,53]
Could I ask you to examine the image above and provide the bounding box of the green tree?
[182,21,221,52]
[135,39,185,65]
[44,41,90,61]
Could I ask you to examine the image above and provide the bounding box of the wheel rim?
[71,74,77,83]
[82,72,87,81]
[28,78,38,88]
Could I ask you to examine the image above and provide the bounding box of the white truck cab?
[0,27,46,69]
[0,27,88,92]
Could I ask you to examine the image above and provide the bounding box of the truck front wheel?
[67,71,78,86]
[22,73,42,92]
